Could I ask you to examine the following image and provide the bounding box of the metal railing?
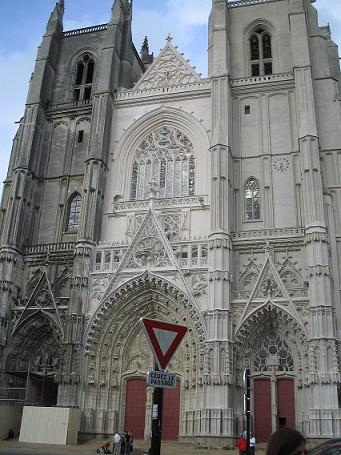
[0,388,26,402]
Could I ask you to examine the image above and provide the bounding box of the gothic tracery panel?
[253,332,294,373]
[130,127,195,200]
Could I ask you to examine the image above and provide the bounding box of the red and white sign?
[140,318,187,371]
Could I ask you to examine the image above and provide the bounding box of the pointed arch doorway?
[124,378,181,440]
[253,332,296,441]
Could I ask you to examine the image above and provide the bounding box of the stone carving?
[132,238,167,268]
[12,267,64,334]
[305,232,328,244]
[209,270,232,282]
[0,248,17,263]
[306,265,330,277]
[239,254,262,291]
[159,213,181,241]
[257,270,282,298]
[277,253,303,287]
[273,157,290,172]
[74,244,92,257]
[191,273,208,296]
[113,196,207,212]
[134,43,201,91]
[91,276,110,304]
[208,238,231,249]
[72,276,88,287]
[125,216,135,240]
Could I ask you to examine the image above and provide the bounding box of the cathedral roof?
[133,35,202,91]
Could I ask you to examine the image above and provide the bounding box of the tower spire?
[110,0,132,24]
[140,36,153,67]
[46,0,64,33]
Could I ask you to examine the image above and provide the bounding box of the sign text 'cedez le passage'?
[146,371,176,389]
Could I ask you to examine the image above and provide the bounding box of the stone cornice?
[114,80,211,106]
[111,195,209,213]
[231,72,294,95]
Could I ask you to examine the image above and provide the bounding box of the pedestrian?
[237,433,247,455]
[112,431,121,455]
[124,430,131,455]
[250,433,256,455]
[128,429,134,453]
[266,428,307,455]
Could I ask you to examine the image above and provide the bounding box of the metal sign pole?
[151,363,163,455]
[243,368,251,455]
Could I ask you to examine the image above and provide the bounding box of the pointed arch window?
[130,126,196,200]
[250,29,272,76]
[73,54,95,102]
[244,177,261,221]
[254,332,294,373]
[66,194,81,233]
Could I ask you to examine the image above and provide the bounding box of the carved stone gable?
[124,210,175,269]
[101,209,189,301]
[238,253,303,327]
[12,267,64,335]
[134,43,201,91]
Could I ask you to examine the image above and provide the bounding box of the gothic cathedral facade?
[0,0,340,444]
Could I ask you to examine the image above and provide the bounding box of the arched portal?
[5,315,62,406]
[83,272,206,437]
[235,302,308,441]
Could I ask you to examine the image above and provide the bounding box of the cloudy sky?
[0,0,340,190]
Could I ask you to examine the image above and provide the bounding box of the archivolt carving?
[234,302,308,387]
[84,271,206,399]
[239,255,262,291]
[6,315,62,375]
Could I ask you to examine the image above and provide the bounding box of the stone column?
[289,0,340,436]
[202,0,236,438]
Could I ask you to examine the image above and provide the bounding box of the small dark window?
[73,88,80,102]
[78,130,84,143]
[250,35,260,60]
[245,105,251,115]
[252,64,260,76]
[181,247,188,259]
[67,194,81,233]
[75,62,84,85]
[244,177,261,221]
[264,62,273,75]
[262,34,272,58]
[84,87,92,100]
[86,60,94,84]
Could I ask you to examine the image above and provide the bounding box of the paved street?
[0,439,265,455]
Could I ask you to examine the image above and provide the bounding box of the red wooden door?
[254,378,272,442]
[125,379,147,438]
[162,380,180,440]
[277,379,295,428]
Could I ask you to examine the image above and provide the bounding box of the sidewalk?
[0,438,266,455]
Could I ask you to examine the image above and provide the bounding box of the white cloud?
[165,0,211,26]
[133,3,209,75]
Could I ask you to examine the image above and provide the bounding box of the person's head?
[266,428,306,455]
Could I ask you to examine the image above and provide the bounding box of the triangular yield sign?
[140,318,187,371]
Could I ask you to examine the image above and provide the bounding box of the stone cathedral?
[0,0,340,445]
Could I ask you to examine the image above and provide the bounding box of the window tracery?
[130,126,195,200]
[244,177,261,221]
[73,54,95,102]
[250,29,272,76]
[254,332,294,373]
[66,194,81,233]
